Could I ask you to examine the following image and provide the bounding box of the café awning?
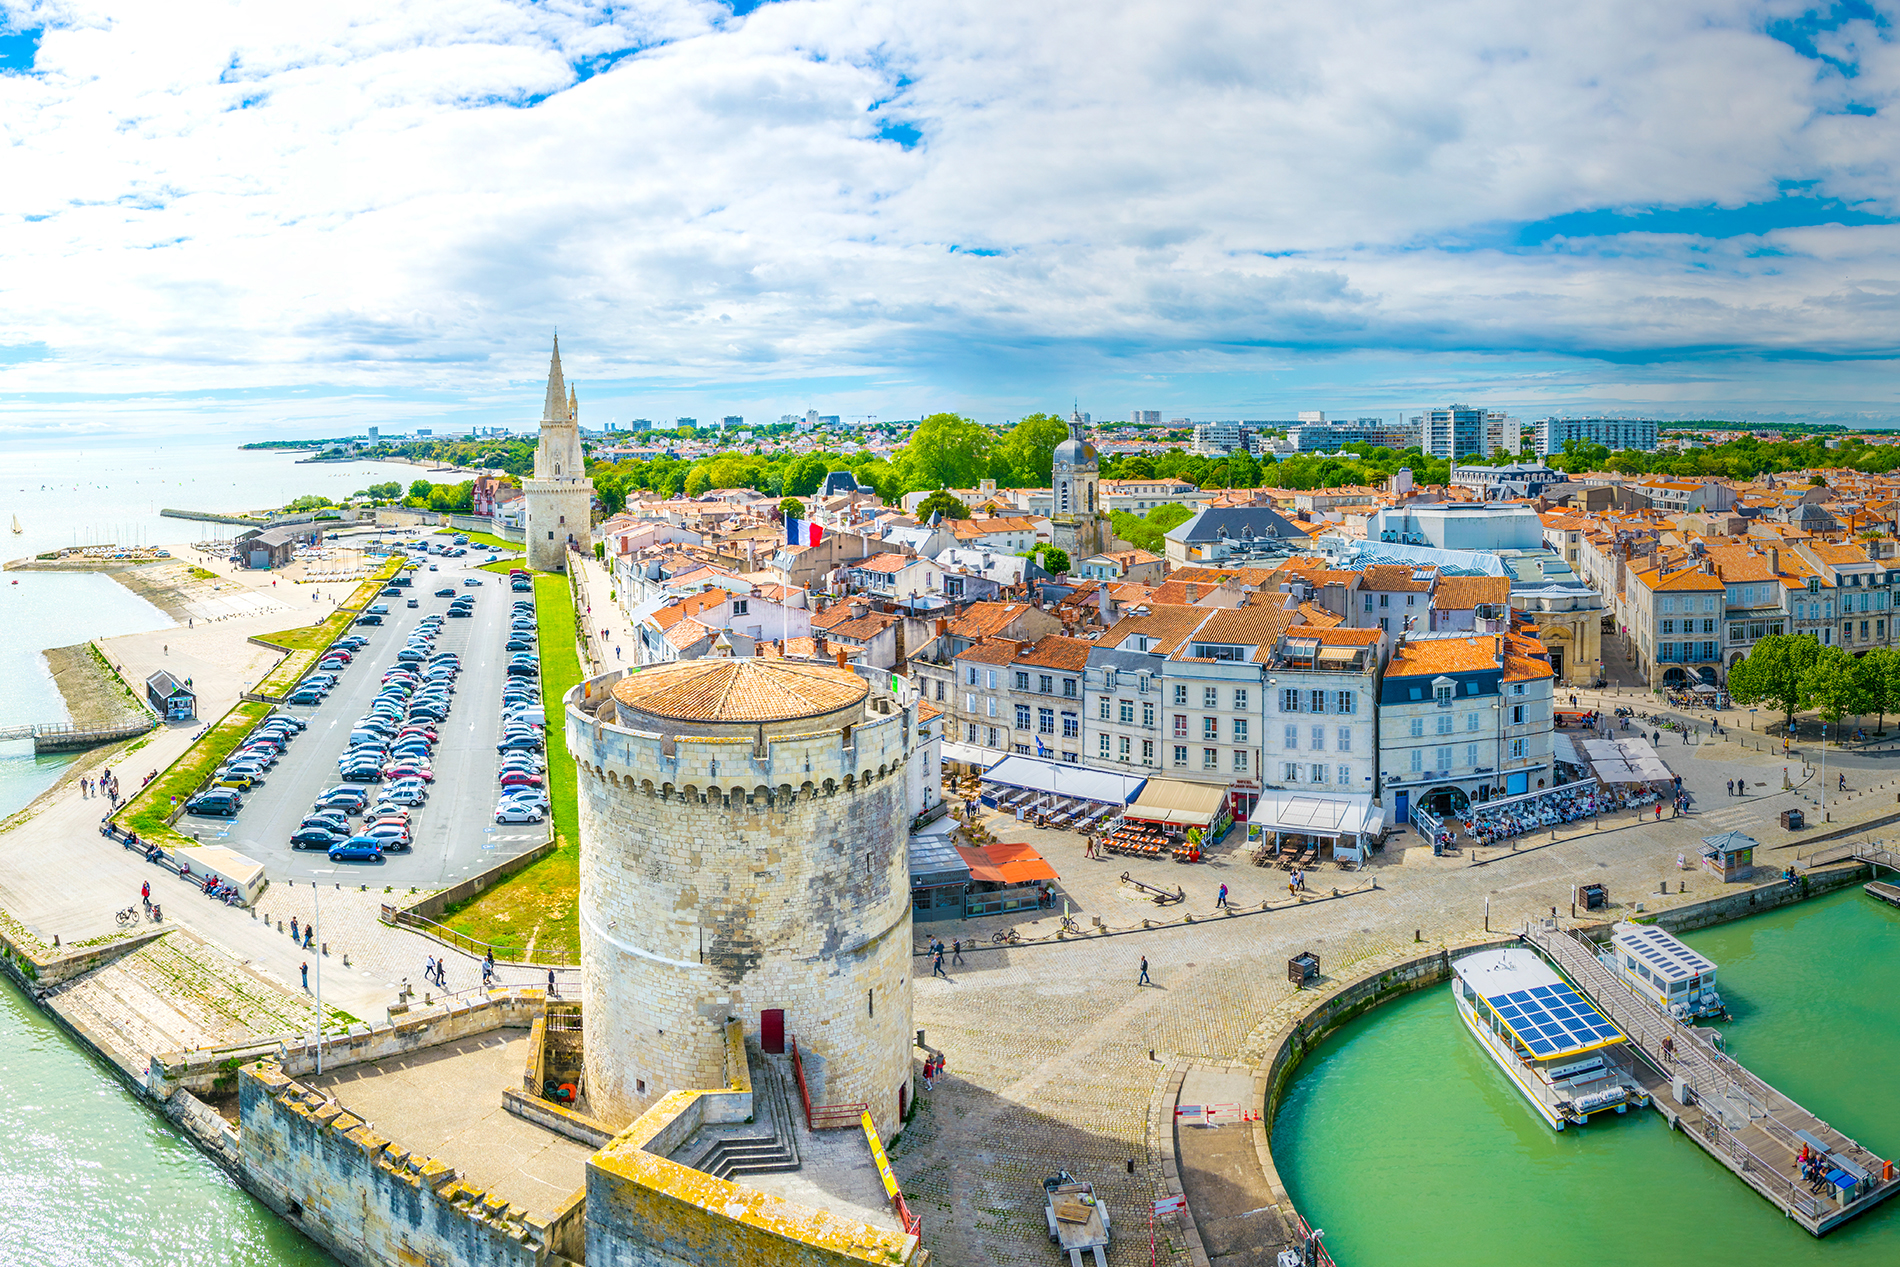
[1126,778,1228,827]
[1252,790,1385,838]
[1579,737,1674,783]
[955,842,1060,885]
[981,754,1148,805]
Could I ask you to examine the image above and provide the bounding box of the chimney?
[815,634,829,658]
[1769,546,1779,574]
[836,648,847,670]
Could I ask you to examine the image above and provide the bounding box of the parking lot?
[185,550,549,885]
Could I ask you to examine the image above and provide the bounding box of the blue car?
[328,836,385,863]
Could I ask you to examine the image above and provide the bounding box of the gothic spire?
[541,334,567,424]
[568,383,578,423]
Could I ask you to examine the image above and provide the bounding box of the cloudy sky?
[3,0,1900,438]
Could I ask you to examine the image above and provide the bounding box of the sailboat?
[9,514,19,534]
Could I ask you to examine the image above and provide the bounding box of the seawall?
[1167,861,1878,1265]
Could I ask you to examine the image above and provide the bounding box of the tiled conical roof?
[611,657,867,724]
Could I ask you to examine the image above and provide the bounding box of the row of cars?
[283,631,372,707]
[294,609,465,862]
[182,712,311,817]
[495,595,548,824]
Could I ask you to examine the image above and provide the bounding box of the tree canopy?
[1726,634,1821,730]
[915,489,971,521]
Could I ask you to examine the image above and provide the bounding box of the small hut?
[1700,830,1757,883]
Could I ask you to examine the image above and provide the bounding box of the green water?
[0,973,335,1264]
[1274,886,1900,1266]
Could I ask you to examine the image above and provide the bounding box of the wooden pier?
[1523,921,1896,1235]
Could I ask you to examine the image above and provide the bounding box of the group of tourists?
[81,768,123,805]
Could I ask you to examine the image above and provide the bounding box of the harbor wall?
[236,1063,571,1267]
[1639,861,1870,934]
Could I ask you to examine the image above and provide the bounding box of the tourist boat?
[1452,947,1649,1130]
[1599,921,1726,1022]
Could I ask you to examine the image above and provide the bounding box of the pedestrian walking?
[1840,773,1847,791]
[1216,882,1229,909]
[425,955,436,985]
[1654,803,1663,820]
[951,938,963,965]
[301,962,309,991]
[1137,956,1151,986]
[932,948,947,978]
[291,916,299,941]
[1726,779,1734,796]
[547,968,557,997]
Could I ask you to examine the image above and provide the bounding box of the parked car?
[291,826,345,850]
[494,802,545,824]
[434,587,455,597]
[462,577,483,587]
[328,837,386,863]
[185,792,241,817]
[366,604,389,615]
[355,614,383,626]
[361,822,411,851]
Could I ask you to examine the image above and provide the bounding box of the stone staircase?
[668,1046,802,1180]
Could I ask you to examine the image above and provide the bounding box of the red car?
[498,770,543,787]
[383,764,436,782]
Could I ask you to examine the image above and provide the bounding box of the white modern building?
[1535,417,1659,457]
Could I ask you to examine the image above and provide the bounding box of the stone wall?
[568,679,915,1138]
[151,988,542,1099]
[584,1089,922,1267]
[1638,861,1869,933]
[238,1064,568,1267]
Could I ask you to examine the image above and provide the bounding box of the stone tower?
[525,336,594,572]
[565,653,917,1138]
[1052,409,1109,559]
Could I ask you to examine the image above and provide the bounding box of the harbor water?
[0,971,334,1265]
[1273,884,1900,1266]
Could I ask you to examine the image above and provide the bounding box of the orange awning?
[955,842,1059,885]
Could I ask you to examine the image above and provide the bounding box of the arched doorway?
[1729,652,1744,670]
[1422,785,1470,819]
[1662,667,1688,687]
[1696,666,1717,685]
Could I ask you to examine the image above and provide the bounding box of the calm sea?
[0,438,426,817]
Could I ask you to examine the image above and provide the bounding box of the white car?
[494,802,544,823]
[382,779,429,806]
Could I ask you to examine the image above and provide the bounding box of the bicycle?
[115,907,139,928]
[991,929,1022,945]
[1059,915,1081,934]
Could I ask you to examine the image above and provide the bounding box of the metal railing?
[379,905,575,967]
[1524,923,1886,1223]
[788,1036,868,1130]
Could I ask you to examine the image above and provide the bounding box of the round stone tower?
[566,654,916,1137]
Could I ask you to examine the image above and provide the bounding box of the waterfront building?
[1377,627,1556,822]
[524,336,595,572]
[1263,625,1383,808]
[1626,557,1728,688]
[1534,416,1659,457]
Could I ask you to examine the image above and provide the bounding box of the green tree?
[286,494,335,512]
[1033,546,1071,575]
[915,489,970,521]
[1803,644,1862,726]
[994,412,1070,487]
[1121,455,1156,480]
[408,479,433,501]
[897,413,993,492]
[1727,633,1820,731]
[779,497,805,521]
[781,453,830,498]
[683,466,713,497]
[1855,647,1899,733]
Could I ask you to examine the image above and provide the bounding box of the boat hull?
[1454,985,1644,1130]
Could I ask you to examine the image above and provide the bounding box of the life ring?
[557,1083,577,1103]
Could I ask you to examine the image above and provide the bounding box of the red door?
[761,1008,785,1055]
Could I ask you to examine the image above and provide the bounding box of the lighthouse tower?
[524,336,594,572]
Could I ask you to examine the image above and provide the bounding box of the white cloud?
[1,0,1900,424]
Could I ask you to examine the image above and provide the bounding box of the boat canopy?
[1610,922,1716,986]
[1454,948,1626,1060]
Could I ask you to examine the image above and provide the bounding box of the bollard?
[343,953,350,967]
[1414,928,1421,942]
[278,920,284,932]
[322,942,329,956]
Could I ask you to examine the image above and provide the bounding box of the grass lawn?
[250,608,355,697]
[443,570,583,961]
[339,556,405,610]
[116,701,272,847]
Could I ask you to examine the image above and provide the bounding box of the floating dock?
[1867,880,1900,910]
[1523,922,1896,1235]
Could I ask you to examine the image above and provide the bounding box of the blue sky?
[5,0,1900,439]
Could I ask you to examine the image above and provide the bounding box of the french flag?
[785,517,825,547]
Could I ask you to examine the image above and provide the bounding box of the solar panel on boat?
[1484,983,1623,1057]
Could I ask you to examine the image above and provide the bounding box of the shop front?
[1247,791,1384,869]
[1116,778,1233,860]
